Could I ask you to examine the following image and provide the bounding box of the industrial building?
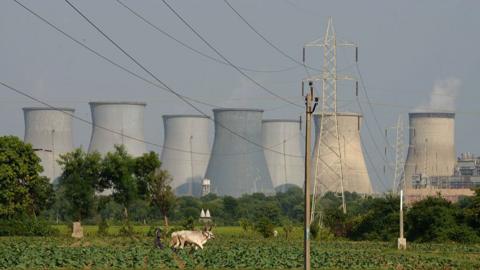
[88,102,147,157]
[23,107,75,182]
[404,112,456,189]
[205,108,274,197]
[261,119,304,191]
[312,112,372,194]
[160,115,210,197]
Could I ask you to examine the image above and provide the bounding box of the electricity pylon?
[304,17,356,220]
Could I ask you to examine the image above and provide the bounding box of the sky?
[1,0,479,192]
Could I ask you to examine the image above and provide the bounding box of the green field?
[1,226,479,269]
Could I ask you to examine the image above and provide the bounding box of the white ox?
[170,228,215,250]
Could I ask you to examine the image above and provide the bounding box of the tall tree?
[57,148,102,222]
[101,145,137,220]
[149,169,175,227]
[0,136,53,218]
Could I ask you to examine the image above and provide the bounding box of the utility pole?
[283,139,287,193]
[398,189,407,250]
[304,81,318,270]
[189,135,194,196]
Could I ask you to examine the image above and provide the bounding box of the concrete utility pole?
[398,189,407,250]
[304,81,318,270]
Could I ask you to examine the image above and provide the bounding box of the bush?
[97,218,109,236]
[0,218,58,236]
[255,217,274,238]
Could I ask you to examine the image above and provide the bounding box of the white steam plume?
[415,77,461,112]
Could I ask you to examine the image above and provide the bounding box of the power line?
[360,137,388,192]
[158,0,303,109]
[222,0,319,73]
[0,80,198,154]
[11,0,221,109]
[62,0,303,158]
[114,0,300,74]
[355,63,392,149]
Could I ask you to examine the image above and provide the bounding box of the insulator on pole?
[302,81,305,96]
[385,128,388,138]
[299,115,303,131]
[355,81,359,96]
[302,47,306,62]
[355,47,358,62]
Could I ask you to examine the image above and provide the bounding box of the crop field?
[1,226,479,269]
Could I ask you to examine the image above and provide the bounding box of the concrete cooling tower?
[88,102,146,157]
[262,119,304,191]
[404,112,456,189]
[23,107,75,182]
[160,115,211,197]
[205,108,273,197]
[313,112,372,194]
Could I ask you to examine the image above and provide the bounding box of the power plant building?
[205,108,274,197]
[23,107,75,182]
[88,102,147,157]
[160,115,210,197]
[261,119,304,191]
[312,112,372,194]
[404,112,456,189]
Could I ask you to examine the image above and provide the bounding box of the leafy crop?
[0,236,479,269]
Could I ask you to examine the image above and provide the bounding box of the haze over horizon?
[1,0,479,192]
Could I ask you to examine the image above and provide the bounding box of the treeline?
[1,135,480,243]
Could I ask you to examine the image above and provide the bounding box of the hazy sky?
[1,0,479,192]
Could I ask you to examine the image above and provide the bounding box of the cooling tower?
[313,112,372,194]
[205,108,273,197]
[160,115,211,197]
[88,102,146,157]
[404,112,456,189]
[23,107,75,182]
[262,119,304,191]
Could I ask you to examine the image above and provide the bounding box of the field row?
[1,236,480,269]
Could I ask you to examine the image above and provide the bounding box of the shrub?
[0,218,58,236]
[255,217,274,238]
[97,218,109,236]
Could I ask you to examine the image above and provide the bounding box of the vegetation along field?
[2,227,480,270]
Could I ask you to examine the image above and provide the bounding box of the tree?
[57,149,102,222]
[0,136,53,218]
[150,169,175,227]
[406,195,479,243]
[134,151,161,200]
[101,145,137,220]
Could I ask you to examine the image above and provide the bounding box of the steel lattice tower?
[304,17,356,219]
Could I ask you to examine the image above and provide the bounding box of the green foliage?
[150,168,175,227]
[1,236,480,269]
[0,136,53,218]
[255,217,274,238]
[57,148,102,221]
[346,195,400,241]
[0,217,58,236]
[282,219,294,240]
[101,145,138,210]
[406,195,479,243]
[238,218,252,233]
[97,218,109,236]
[181,216,196,230]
